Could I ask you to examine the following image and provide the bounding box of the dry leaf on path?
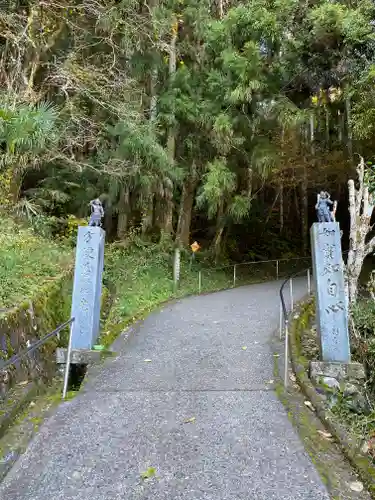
[304,401,315,411]
[184,417,196,424]
[317,430,332,440]
[141,467,156,480]
[143,359,152,362]
[241,346,247,350]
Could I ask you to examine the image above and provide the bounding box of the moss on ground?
[282,306,375,497]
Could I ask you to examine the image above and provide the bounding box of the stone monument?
[309,197,366,404]
[56,226,105,369]
[70,226,105,349]
[310,222,350,362]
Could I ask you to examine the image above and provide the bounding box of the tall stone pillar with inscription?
[310,222,350,362]
[70,226,105,349]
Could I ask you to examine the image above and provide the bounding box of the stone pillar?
[70,226,105,349]
[310,222,350,362]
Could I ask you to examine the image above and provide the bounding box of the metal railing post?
[284,321,289,387]
[276,260,279,280]
[289,278,294,311]
[62,321,74,399]
[233,265,237,287]
[307,268,311,295]
[279,302,283,340]
[198,271,202,294]
[173,247,181,293]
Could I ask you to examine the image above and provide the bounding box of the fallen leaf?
[273,354,280,358]
[266,380,274,384]
[184,417,196,424]
[304,400,315,411]
[317,430,332,440]
[241,346,247,350]
[350,481,364,493]
[18,381,28,386]
[141,467,156,480]
[143,359,152,362]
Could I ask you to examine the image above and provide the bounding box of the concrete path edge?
[289,301,375,495]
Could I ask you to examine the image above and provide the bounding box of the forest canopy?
[0,0,374,260]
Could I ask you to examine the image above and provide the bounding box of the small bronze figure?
[89,198,104,227]
[315,191,337,223]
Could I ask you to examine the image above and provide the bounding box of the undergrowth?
[0,217,72,308]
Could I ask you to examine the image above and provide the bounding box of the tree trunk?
[213,200,225,263]
[338,110,343,143]
[162,179,174,235]
[345,94,353,162]
[117,185,130,239]
[279,181,284,233]
[300,168,308,255]
[347,156,375,303]
[141,194,154,236]
[150,67,158,122]
[161,18,178,235]
[325,106,329,148]
[10,168,22,204]
[213,226,224,264]
[176,175,197,246]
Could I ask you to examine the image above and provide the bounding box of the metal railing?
[0,317,75,400]
[279,250,351,388]
[194,256,312,294]
[279,268,312,388]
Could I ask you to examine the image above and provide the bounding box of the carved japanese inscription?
[310,222,350,362]
[70,226,105,350]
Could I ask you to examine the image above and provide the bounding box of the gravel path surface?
[0,280,330,500]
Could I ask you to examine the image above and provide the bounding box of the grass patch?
[0,217,72,308]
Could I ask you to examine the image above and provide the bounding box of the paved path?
[0,281,329,500]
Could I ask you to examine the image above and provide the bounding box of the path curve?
[0,280,329,500]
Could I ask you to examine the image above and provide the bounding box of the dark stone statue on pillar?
[315,191,337,222]
[89,199,104,227]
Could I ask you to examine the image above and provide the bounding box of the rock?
[321,376,340,391]
[343,383,358,397]
[304,400,315,411]
[317,430,333,440]
[326,393,338,410]
[350,481,364,493]
[310,361,365,383]
[361,441,369,454]
[345,393,370,415]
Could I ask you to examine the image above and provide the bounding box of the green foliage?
[196,158,236,219]
[0,217,71,308]
[0,101,58,157]
[0,0,374,258]
[351,300,375,392]
[352,300,375,339]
